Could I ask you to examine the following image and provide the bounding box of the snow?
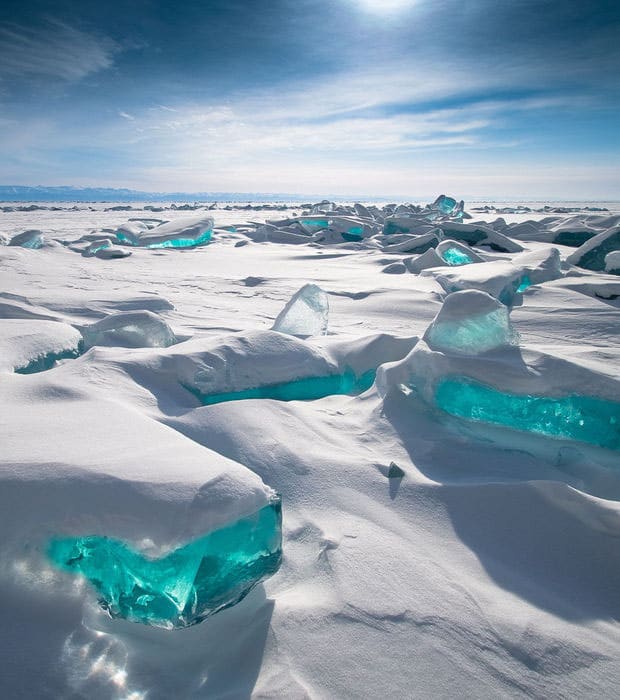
[0,198,619,698]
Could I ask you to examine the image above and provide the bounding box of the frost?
[82,311,177,349]
[48,497,282,629]
[424,290,518,356]
[272,283,329,337]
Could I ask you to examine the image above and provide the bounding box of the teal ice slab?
[15,343,84,374]
[435,377,620,450]
[300,219,329,229]
[192,369,376,406]
[48,497,282,629]
[441,247,473,266]
[116,229,212,248]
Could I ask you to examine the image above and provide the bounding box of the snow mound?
[0,319,83,373]
[567,227,620,272]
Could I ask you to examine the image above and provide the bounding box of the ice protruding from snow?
[83,238,132,259]
[567,227,620,272]
[272,284,329,337]
[82,310,177,349]
[48,495,282,629]
[605,250,620,275]
[405,247,445,273]
[116,215,214,249]
[9,230,44,249]
[436,239,484,266]
[426,247,562,305]
[424,290,518,356]
[437,222,522,253]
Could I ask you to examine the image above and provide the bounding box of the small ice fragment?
[424,290,518,356]
[9,230,44,249]
[272,284,329,337]
[82,310,177,349]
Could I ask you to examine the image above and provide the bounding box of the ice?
[9,230,44,249]
[605,250,620,274]
[82,310,177,349]
[405,247,445,273]
[272,283,329,337]
[436,239,484,266]
[427,247,562,305]
[424,290,518,356]
[84,238,113,256]
[567,227,620,271]
[117,215,214,249]
[48,496,282,629]
[191,368,376,405]
[435,377,620,450]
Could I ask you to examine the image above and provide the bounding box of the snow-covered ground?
[1,200,619,699]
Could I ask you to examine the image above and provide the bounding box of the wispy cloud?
[0,19,119,82]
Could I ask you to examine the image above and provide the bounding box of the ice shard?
[48,496,282,629]
[272,283,329,337]
[424,290,518,356]
[82,310,177,349]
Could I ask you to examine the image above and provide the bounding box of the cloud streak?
[0,19,119,82]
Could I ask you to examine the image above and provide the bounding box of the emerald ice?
[435,377,620,450]
[441,246,473,266]
[193,369,376,406]
[48,497,282,629]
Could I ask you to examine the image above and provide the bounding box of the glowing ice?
[424,290,518,356]
[82,310,177,349]
[435,377,620,450]
[48,497,282,629]
[117,216,214,249]
[272,284,329,337]
[192,368,376,405]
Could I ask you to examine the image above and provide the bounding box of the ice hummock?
[567,227,620,272]
[272,284,329,337]
[9,230,45,249]
[378,289,620,452]
[116,215,214,249]
[424,290,518,356]
[82,310,177,349]
[48,495,282,629]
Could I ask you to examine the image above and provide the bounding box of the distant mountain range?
[0,185,395,203]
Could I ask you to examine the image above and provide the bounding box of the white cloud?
[0,20,119,82]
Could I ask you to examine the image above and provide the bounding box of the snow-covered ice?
[0,197,619,699]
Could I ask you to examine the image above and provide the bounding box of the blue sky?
[1,0,618,198]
